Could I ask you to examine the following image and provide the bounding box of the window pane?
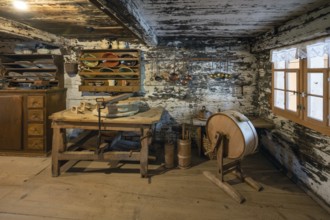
[274,61,285,69]
[308,54,328,68]
[286,92,297,112]
[274,71,284,89]
[307,72,323,96]
[307,96,323,121]
[274,90,285,109]
[288,59,299,69]
[286,72,297,91]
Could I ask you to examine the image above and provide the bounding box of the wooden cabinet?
[78,49,141,93]
[0,54,64,89]
[0,95,23,151]
[0,89,66,156]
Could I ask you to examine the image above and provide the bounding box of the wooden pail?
[177,139,191,169]
[206,110,258,159]
[164,142,174,168]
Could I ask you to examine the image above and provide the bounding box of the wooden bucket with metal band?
[177,139,191,168]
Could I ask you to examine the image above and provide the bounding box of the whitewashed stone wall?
[254,5,330,206]
[61,39,259,142]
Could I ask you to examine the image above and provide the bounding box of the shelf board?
[81,49,140,53]
[80,58,138,61]
[5,68,57,72]
[0,54,54,58]
[84,65,140,68]
[79,71,139,76]
[79,85,140,92]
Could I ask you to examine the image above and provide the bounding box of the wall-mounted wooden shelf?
[78,49,141,93]
[0,54,65,89]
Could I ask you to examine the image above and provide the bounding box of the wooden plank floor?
[0,152,329,220]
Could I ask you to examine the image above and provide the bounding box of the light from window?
[287,72,297,91]
[288,59,300,69]
[308,73,323,96]
[307,96,323,121]
[274,71,284,89]
[308,54,328,68]
[286,92,297,112]
[274,61,285,69]
[274,90,285,109]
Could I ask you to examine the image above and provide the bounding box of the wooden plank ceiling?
[0,0,328,45]
[139,0,329,39]
[0,0,135,41]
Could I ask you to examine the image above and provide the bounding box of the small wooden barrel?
[206,110,258,159]
[164,142,174,168]
[177,139,191,169]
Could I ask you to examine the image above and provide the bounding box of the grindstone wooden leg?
[203,171,245,204]
[233,170,263,191]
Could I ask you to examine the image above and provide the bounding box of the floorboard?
[0,152,328,220]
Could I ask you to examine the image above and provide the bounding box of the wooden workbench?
[49,107,164,177]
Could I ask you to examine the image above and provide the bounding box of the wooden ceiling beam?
[0,17,73,47]
[89,0,157,46]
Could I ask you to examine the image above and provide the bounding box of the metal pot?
[169,72,179,82]
[198,106,212,120]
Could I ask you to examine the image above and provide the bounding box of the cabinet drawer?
[27,96,44,108]
[27,138,44,150]
[28,124,44,136]
[28,110,44,121]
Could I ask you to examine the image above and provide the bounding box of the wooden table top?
[50,107,164,125]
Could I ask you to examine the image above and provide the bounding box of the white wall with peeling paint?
[255,6,330,205]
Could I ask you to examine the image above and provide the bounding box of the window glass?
[288,59,299,69]
[308,54,328,68]
[286,91,297,112]
[274,71,285,89]
[274,61,285,69]
[307,96,323,121]
[307,73,323,96]
[274,90,285,109]
[286,72,297,91]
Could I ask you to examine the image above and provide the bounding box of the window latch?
[301,92,305,98]
[297,104,305,111]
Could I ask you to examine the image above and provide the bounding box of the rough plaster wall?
[61,38,258,141]
[255,9,330,204]
[143,43,258,118]
[256,51,330,205]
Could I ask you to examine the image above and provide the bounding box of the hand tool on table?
[94,93,133,154]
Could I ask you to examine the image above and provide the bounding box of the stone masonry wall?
[254,4,330,205]
[61,38,258,141]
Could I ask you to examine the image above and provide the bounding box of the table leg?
[140,128,150,178]
[196,126,202,156]
[52,127,65,177]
